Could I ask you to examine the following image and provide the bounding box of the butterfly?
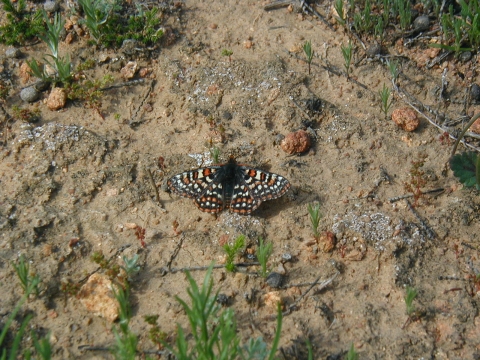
[167,156,290,214]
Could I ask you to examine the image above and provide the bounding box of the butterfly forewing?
[167,166,221,198]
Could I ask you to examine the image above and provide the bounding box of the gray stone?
[5,47,21,59]
[20,87,40,103]
[44,1,59,12]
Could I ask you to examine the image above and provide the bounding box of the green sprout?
[378,83,393,120]
[307,202,321,239]
[303,40,314,75]
[404,286,418,316]
[387,59,399,83]
[341,41,353,79]
[257,237,273,277]
[222,235,245,272]
[210,146,221,164]
[0,0,44,45]
[334,0,346,26]
[450,112,480,190]
[78,0,116,44]
[121,254,141,283]
[27,11,72,85]
[111,285,138,358]
[40,10,63,59]
[221,49,233,62]
[1,258,47,360]
[12,255,40,296]
[345,343,359,360]
[166,264,283,359]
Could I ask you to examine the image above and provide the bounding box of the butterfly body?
[167,157,290,214]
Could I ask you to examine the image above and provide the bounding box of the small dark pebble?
[216,293,230,306]
[305,96,322,113]
[301,119,315,128]
[274,134,285,145]
[366,43,384,58]
[34,80,50,92]
[20,87,40,103]
[266,272,284,288]
[222,111,232,120]
[459,51,472,63]
[471,84,480,102]
[413,15,430,32]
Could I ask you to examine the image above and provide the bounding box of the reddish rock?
[280,130,311,154]
[392,107,420,132]
[319,231,336,253]
[77,273,119,322]
[47,88,67,111]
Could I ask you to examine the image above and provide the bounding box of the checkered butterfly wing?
[167,165,226,213]
[167,157,291,214]
[229,165,291,214]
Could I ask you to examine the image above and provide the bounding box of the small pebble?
[366,44,384,58]
[470,84,480,102]
[281,130,311,154]
[44,0,59,12]
[281,253,292,262]
[459,51,473,63]
[216,293,229,306]
[5,47,21,59]
[47,88,67,111]
[413,15,429,32]
[266,272,284,288]
[20,87,40,103]
[222,111,232,120]
[391,107,420,132]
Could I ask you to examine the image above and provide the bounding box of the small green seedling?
[1,258,47,359]
[31,331,52,360]
[450,112,480,190]
[0,0,44,45]
[165,263,284,359]
[387,59,399,83]
[144,315,168,349]
[222,49,233,62]
[404,285,418,316]
[111,285,138,358]
[307,202,321,239]
[303,40,314,75]
[345,343,359,360]
[222,235,245,272]
[12,255,40,296]
[210,146,221,164]
[378,83,393,120]
[257,237,273,277]
[333,0,346,26]
[341,41,353,79]
[78,0,114,44]
[121,254,141,283]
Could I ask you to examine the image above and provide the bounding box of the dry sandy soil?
[1,0,480,359]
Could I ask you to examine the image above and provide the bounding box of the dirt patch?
[1,0,480,358]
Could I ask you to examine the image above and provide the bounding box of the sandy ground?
[1,0,480,358]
